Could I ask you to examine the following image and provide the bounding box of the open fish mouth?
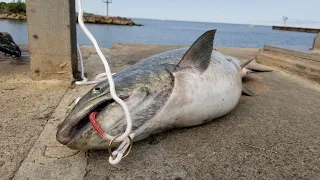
[56,98,115,145]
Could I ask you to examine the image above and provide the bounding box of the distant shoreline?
[75,13,142,26]
[0,19,315,49]
[0,13,142,26]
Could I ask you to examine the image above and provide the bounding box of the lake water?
[0,18,317,50]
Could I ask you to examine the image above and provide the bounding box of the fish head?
[56,68,174,149]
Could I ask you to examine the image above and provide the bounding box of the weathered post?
[26,0,78,81]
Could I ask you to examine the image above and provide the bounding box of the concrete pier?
[272,26,320,33]
[26,0,78,81]
[255,46,320,83]
[1,44,319,180]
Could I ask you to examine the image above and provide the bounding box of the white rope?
[75,43,88,84]
[75,43,115,85]
[76,0,133,165]
[109,133,135,165]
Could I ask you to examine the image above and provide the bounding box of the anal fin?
[242,84,256,96]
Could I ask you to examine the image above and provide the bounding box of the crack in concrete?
[83,151,90,180]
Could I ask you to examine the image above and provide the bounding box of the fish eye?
[93,87,101,93]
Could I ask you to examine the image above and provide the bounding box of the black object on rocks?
[0,32,21,58]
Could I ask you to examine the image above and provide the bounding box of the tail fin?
[241,58,272,72]
[241,58,272,96]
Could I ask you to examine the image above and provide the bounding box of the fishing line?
[75,0,134,165]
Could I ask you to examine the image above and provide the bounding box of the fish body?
[56,30,252,149]
[138,48,242,130]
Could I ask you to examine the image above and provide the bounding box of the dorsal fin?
[174,30,216,72]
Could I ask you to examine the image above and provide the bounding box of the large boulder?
[20,15,27,20]
[0,14,8,19]
[94,15,103,23]
[112,17,121,25]
[120,19,128,25]
[127,19,134,25]
[122,18,134,25]
[86,15,96,23]
[82,16,88,23]
[106,17,113,24]
[14,14,22,20]
[7,13,17,19]
[101,16,113,24]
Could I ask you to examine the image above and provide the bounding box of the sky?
[3,0,320,28]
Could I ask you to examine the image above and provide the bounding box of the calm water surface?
[0,18,317,50]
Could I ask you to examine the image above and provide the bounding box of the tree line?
[0,0,26,14]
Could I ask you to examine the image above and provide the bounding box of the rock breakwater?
[0,13,142,26]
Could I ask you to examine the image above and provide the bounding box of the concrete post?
[312,33,320,51]
[26,0,78,81]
